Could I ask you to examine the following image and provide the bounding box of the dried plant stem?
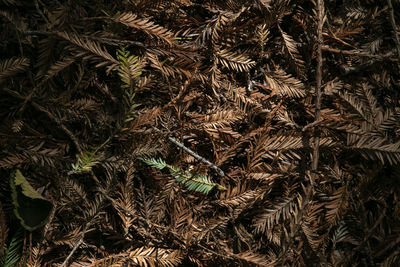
[312,0,324,181]
[277,2,326,264]
[23,30,145,47]
[151,125,225,177]
[60,238,83,267]
[321,45,396,58]
[387,0,400,59]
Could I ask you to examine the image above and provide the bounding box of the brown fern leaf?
[115,171,136,238]
[211,12,232,44]
[278,27,305,77]
[247,172,282,182]
[216,182,265,209]
[301,202,325,250]
[227,249,276,267]
[229,85,267,115]
[56,32,119,72]
[115,12,176,45]
[26,245,42,267]
[216,48,255,72]
[264,69,305,98]
[196,12,232,45]
[355,83,381,125]
[201,109,244,129]
[338,89,369,122]
[324,185,348,224]
[147,53,196,79]
[42,56,76,82]
[323,78,343,96]
[253,196,300,234]
[0,57,29,82]
[125,107,161,131]
[347,134,400,165]
[127,247,183,267]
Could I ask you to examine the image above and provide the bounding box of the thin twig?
[387,0,400,59]
[23,30,145,47]
[278,1,325,264]
[321,45,396,59]
[151,125,225,177]
[312,0,324,180]
[60,238,83,267]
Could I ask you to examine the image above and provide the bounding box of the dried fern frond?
[338,89,368,122]
[264,69,305,98]
[128,247,183,267]
[115,12,176,45]
[216,182,265,208]
[253,195,300,234]
[200,109,244,129]
[0,57,29,82]
[227,249,276,267]
[301,202,325,250]
[147,54,197,79]
[324,185,348,224]
[216,48,255,72]
[56,32,119,72]
[42,56,76,82]
[347,134,400,165]
[278,27,305,77]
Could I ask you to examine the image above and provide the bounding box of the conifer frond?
[216,183,265,208]
[115,12,176,45]
[324,185,348,224]
[2,1,400,266]
[0,57,29,82]
[201,109,244,129]
[301,202,325,250]
[141,158,226,194]
[279,27,305,77]
[72,150,102,173]
[264,69,305,98]
[43,56,76,81]
[0,228,23,267]
[338,90,368,122]
[128,247,183,267]
[347,135,400,165]
[229,250,276,267]
[117,48,142,89]
[216,49,255,72]
[254,196,300,234]
[56,32,119,72]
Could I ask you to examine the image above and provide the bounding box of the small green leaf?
[10,170,53,231]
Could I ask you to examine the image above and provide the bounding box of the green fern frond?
[141,158,226,194]
[117,48,142,89]
[0,228,23,267]
[72,150,102,173]
[117,48,141,124]
[140,157,167,170]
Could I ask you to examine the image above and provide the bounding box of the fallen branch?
[387,0,400,59]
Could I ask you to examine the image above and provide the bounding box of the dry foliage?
[1,0,400,266]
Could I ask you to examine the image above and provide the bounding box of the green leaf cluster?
[140,158,226,194]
